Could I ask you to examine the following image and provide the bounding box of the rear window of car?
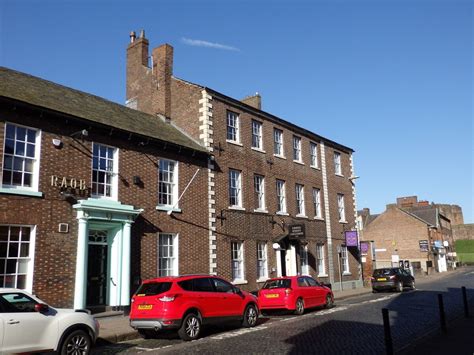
[373,269,396,277]
[262,279,291,289]
[136,282,172,296]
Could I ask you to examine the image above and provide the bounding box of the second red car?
[258,276,333,315]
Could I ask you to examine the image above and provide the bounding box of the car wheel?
[138,329,156,339]
[242,304,258,327]
[294,298,305,315]
[60,329,92,355]
[178,313,201,341]
[411,280,416,290]
[372,288,379,293]
[396,281,403,292]
[325,294,334,308]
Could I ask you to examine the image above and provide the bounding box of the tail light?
[159,294,180,302]
[285,288,292,296]
[131,298,135,303]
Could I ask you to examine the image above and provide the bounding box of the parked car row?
[0,268,414,353]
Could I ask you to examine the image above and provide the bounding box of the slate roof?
[0,67,206,153]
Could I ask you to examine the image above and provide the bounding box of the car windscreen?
[136,282,172,296]
[262,279,291,289]
[373,269,395,277]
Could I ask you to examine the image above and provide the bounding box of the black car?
[371,267,415,292]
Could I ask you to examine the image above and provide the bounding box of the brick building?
[126,31,361,291]
[0,67,210,310]
[358,196,456,277]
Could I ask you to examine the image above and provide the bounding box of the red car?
[258,276,334,315]
[130,275,259,340]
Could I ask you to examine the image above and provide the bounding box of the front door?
[87,230,109,307]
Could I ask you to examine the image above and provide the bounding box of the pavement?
[94,269,474,354]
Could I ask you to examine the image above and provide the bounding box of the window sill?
[156,206,182,213]
[296,214,308,219]
[318,274,329,278]
[274,154,286,160]
[229,206,245,211]
[276,211,289,216]
[293,160,305,166]
[253,209,268,214]
[339,220,348,224]
[310,165,320,170]
[226,140,243,147]
[342,272,352,276]
[314,216,325,221]
[257,278,269,283]
[335,173,344,178]
[0,188,43,198]
[232,280,248,285]
[251,147,266,154]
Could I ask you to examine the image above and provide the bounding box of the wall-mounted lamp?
[70,129,89,138]
[349,175,360,181]
[133,176,142,185]
[52,139,63,148]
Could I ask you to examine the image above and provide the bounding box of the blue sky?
[1,0,472,222]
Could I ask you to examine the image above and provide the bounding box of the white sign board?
[391,254,400,263]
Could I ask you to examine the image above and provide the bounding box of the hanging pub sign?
[419,240,429,252]
[345,230,359,247]
[288,224,305,240]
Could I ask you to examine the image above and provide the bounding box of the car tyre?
[178,313,201,341]
[372,288,379,293]
[242,304,258,327]
[294,298,305,315]
[60,329,92,355]
[396,281,403,292]
[325,294,334,308]
[410,280,416,290]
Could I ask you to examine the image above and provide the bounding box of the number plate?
[138,304,153,310]
[265,293,279,298]
[377,278,386,281]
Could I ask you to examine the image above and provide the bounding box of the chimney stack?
[241,92,262,110]
[152,44,173,119]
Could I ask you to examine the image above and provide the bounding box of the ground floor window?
[231,241,244,282]
[300,245,309,275]
[316,244,325,275]
[0,225,34,290]
[257,242,268,280]
[158,233,178,276]
[341,245,350,274]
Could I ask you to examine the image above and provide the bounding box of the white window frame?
[300,245,309,275]
[2,122,41,193]
[227,111,240,143]
[341,245,350,274]
[158,233,178,276]
[91,142,119,200]
[158,159,179,209]
[229,169,242,208]
[312,188,322,218]
[293,136,302,162]
[251,120,263,150]
[231,241,245,282]
[0,225,36,292]
[310,142,318,168]
[273,128,284,157]
[295,184,306,216]
[276,179,287,214]
[257,242,268,281]
[334,151,342,175]
[337,193,346,222]
[316,243,326,276]
[254,174,266,212]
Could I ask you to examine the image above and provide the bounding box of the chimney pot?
[139,29,145,39]
[130,31,136,43]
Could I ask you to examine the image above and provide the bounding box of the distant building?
[358,196,456,277]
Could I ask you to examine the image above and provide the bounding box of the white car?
[0,288,99,354]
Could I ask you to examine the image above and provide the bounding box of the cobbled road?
[94,267,474,354]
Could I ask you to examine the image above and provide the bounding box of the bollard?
[462,286,469,318]
[382,308,393,355]
[438,294,447,333]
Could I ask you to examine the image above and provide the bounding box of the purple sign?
[360,241,369,255]
[345,231,359,247]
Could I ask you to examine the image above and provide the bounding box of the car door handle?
[7,319,19,325]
